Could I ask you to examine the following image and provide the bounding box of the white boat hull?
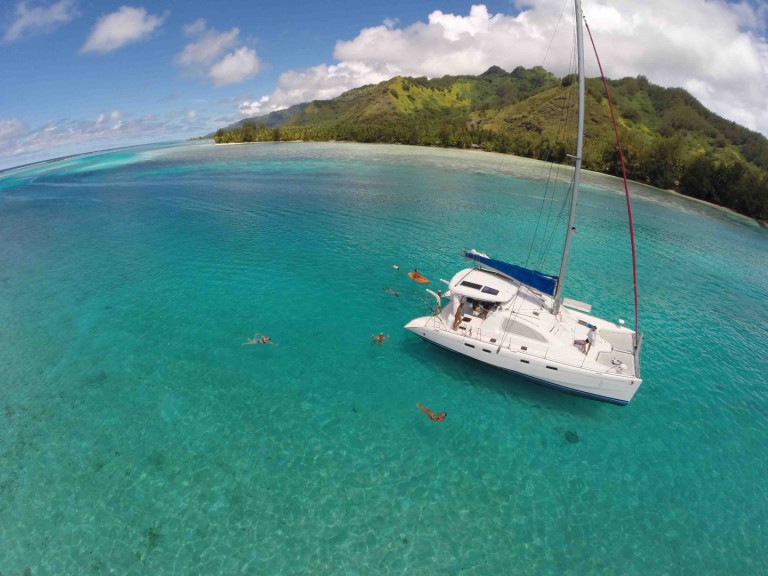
[405,314,641,406]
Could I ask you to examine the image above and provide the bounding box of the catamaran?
[404,0,643,405]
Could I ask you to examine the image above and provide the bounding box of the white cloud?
[238,96,271,117]
[176,20,261,86]
[81,6,167,54]
[2,0,78,42]
[0,119,27,140]
[182,18,207,36]
[176,23,239,67]
[236,1,768,137]
[95,110,122,129]
[209,47,261,86]
[235,61,397,118]
[0,109,207,169]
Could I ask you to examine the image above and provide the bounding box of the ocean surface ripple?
[0,141,766,575]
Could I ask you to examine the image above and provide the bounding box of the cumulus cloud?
[238,96,271,118]
[175,20,261,86]
[81,6,167,54]
[236,58,399,117]
[2,0,78,42]
[236,1,768,136]
[209,47,260,86]
[176,23,239,67]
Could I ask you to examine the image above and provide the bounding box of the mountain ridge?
[212,66,768,220]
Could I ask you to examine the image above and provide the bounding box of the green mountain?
[212,66,768,221]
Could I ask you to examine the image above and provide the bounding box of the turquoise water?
[1,141,766,575]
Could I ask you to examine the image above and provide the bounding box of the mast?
[552,0,585,313]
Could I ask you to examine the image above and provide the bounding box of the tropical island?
[211,66,768,222]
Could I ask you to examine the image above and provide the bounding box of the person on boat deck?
[372,332,389,346]
[452,299,464,330]
[584,325,598,355]
[480,301,493,320]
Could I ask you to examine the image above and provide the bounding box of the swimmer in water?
[243,333,277,346]
[383,287,400,297]
[416,403,447,422]
[371,332,390,346]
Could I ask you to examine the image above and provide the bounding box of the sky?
[1,0,766,170]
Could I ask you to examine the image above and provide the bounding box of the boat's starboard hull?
[405,317,641,405]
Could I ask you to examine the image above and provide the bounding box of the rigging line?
[525,39,578,274]
[538,176,572,270]
[525,155,556,270]
[541,87,577,267]
[584,17,640,333]
[534,39,579,271]
[541,0,572,70]
[524,0,573,271]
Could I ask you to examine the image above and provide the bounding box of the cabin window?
[481,286,499,296]
[460,281,483,290]
[503,319,548,343]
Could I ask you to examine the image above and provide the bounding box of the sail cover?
[461,250,558,296]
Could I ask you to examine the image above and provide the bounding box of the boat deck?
[431,303,637,377]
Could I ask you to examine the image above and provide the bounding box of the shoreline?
[661,187,766,227]
[210,139,766,227]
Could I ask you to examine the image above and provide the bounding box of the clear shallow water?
[1,141,766,575]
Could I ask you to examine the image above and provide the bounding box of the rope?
[529,39,579,274]
[584,18,641,334]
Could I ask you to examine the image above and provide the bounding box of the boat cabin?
[448,268,517,304]
[447,267,570,348]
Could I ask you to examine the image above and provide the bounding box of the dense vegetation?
[213,67,768,221]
